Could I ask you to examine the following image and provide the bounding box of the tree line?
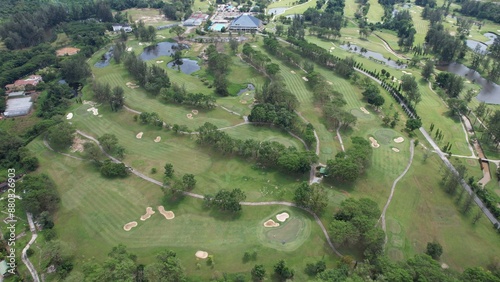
[197,122,318,174]
[326,136,372,182]
[460,0,500,24]
[123,52,171,95]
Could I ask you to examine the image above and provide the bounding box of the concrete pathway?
[22,213,40,282]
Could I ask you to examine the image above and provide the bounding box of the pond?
[139,42,189,61]
[438,62,500,104]
[167,59,201,74]
[94,47,113,68]
[237,83,255,96]
[340,44,407,69]
[466,32,498,53]
[268,7,287,15]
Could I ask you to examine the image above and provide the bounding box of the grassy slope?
[366,0,385,23]
[27,138,338,280]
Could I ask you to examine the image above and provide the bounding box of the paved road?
[336,125,345,152]
[22,213,40,282]
[420,128,500,227]
[378,140,415,246]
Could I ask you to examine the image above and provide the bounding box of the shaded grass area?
[385,149,500,271]
[26,137,339,280]
[366,0,385,23]
[224,124,306,150]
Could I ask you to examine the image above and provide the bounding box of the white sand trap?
[196,251,209,259]
[252,45,257,48]
[192,109,199,115]
[123,221,138,231]
[87,107,99,115]
[392,147,400,152]
[154,136,161,142]
[70,136,86,153]
[441,263,449,269]
[276,212,289,222]
[345,37,352,39]
[139,42,144,45]
[66,113,73,120]
[290,70,296,74]
[155,60,164,64]
[402,71,412,75]
[327,81,333,85]
[187,113,193,119]
[136,132,143,139]
[158,35,166,39]
[264,219,280,227]
[302,76,309,81]
[360,107,370,114]
[369,137,380,148]
[126,47,133,52]
[140,207,155,221]
[82,100,97,106]
[240,100,247,104]
[126,82,139,89]
[158,206,175,219]
[394,137,404,143]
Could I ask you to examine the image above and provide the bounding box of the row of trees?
[197,122,318,174]
[123,52,171,95]
[326,137,372,182]
[160,83,216,109]
[460,0,500,24]
[204,189,247,213]
[206,44,231,96]
[382,10,416,51]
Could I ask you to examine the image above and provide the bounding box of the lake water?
[94,47,113,68]
[438,62,500,104]
[466,32,497,53]
[340,44,407,69]
[237,83,255,96]
[139,42,188,61]
[167,59,201,74]
[268,7,287,15]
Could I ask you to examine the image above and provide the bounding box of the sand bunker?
[87,107,99,115]
[402,70,412,75]
[252,45,257,48]
[441,263,449,269]
[139,42,144,45]
[154,136,161,142]
[392,147,400,152]
[126,47,133,52]
[264,219,280,227]
[240,100,247,104]
[369,137,380,148]
[302,77,309,81]
[276,212,290,222]
[82,100,97,106]
[155,60,164,64]
[290,70,296,74]
[136,132,143,139]
[327,81,333,85]
[126,82,139,89]
[187,113,193,119]
[56,47,80,56]
[158,35,166,39]
[360,107,370,114]
[66,113,73,120]
[192,110,199,115]
[123,221,138,231]
[195,251,209,259]
[140,207,155,221]
[158,206,175,219]
[394,137,404,143]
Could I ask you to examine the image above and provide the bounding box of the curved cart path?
[22,213,40,282]
[45,130,344,258]
[378,140,415,246]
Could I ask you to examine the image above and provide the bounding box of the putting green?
[257,211,311,252]
[374,129,399,145]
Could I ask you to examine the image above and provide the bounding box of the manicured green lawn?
[27,137,340,280]
[366,0,385,23]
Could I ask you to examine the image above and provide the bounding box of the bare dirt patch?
[158,206,175,219]
[136,132,143,139]
[70,136,86,153]
[195,251,208,259]
[123,221,138,231]
[154,136,161,143]
[394,137,405,143]
[360,107,370,114]
[369,137,380,148]
[276,212,290,222]
[264,219,280,227]
[56,47,80,56]
[140,207,155,221]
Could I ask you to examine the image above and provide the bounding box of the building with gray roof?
[229,14,262,32]
[4,97,33,117]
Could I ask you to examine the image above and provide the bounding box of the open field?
[366,0,385,23]
[123,8,175,27]
[281,0,318,17]
[344,0,358,18]
[27,137,339,280]
[385,149,500,270]
[269,0,302,9]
